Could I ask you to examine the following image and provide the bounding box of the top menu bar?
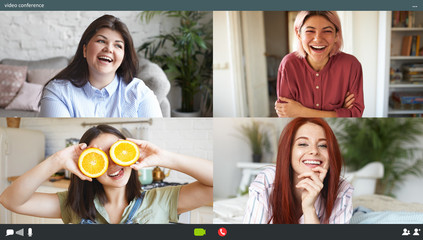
[1,0,423,10]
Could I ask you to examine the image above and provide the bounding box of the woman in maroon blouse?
[275,11,364,117]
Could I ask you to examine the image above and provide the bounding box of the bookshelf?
[387,11,423,117]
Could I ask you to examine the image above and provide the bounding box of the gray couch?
[0,56,171,117]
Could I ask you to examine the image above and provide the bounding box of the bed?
[350,195,423,223]
[213,194,423,224]
[214,162,423,224]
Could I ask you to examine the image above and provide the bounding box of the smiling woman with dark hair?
[39,15,162,117]
[275,11,364,118]
[244,118,354,224]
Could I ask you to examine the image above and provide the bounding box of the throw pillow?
[0,64,27,108]
[27,68,62,85]
[5,82,43,111]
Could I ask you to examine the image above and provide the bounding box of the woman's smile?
[107,167,124,179]
[298,15,337,71]
[309,45,327,53]
[97,55,114,64]
[291,122,330,176]
[302,159,323,168]
[83,28,125,81]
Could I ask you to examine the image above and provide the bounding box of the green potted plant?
[237,120,271,163]
[330,118,423,196]
[138,11,212,116]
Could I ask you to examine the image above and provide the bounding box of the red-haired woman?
[275,11,364,117]
[244,118,353,224]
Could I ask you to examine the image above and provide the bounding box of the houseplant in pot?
[330,118,423,196]
[138,11,212,117]
[236,120,271,163]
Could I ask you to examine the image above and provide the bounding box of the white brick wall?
[0,118,213,183]
[0,11,179,60]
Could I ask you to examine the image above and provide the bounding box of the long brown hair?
[66,125,141,221]
[45,14,138,88]
[269,118,342,224]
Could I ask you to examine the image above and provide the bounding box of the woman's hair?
[66,124,141,221]
[47,14,139,88]
[269,118,342,224]
[294,11,343,58]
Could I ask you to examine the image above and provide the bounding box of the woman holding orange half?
[0,125,213,224]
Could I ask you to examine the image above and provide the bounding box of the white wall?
[0,118,213,183]
[392,129,423,203]
[213,118,289,199]
[0,11,179,60]
[394,175,423,204]
[213,12,238,117]
[351,11,379,117]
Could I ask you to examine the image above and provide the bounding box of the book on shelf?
[401,35,413,56]
[392,92,423,104]
[400,35,421,56]
[403,64,423,72]
[411,36,417,56]
[401,64,423,82]
[409,11,415,28]
[392,11,415,28]
[410,79,423,83]
[408,72,423,77]
[391,80,423,85]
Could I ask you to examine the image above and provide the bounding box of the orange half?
[78,148,109,178]
[109,140,140,166]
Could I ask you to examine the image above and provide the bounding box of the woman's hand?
[343,92,355,109]
[296,167,327,211]
[275,97,306,117]
[126,138,165,170]
[0,143,92,218]
[53,143,91,181]
[127,138,212,214]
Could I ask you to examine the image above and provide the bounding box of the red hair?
[269,118,342,224]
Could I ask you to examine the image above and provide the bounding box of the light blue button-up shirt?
[39,75,163,117]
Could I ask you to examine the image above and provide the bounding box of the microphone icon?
[28,228,33,237]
